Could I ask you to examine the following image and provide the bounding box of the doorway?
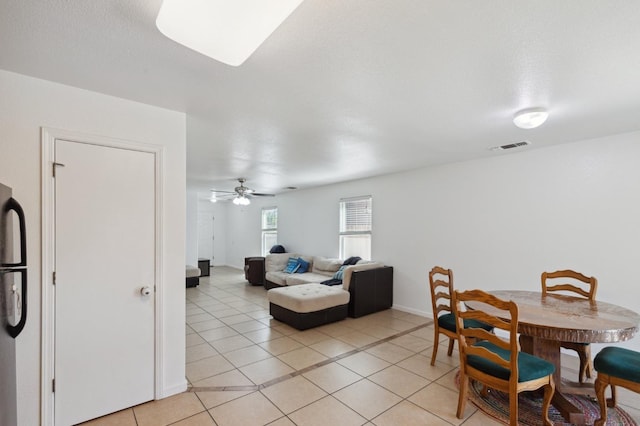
[41,130,163,425]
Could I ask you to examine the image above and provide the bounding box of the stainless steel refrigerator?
[0,182,28,426]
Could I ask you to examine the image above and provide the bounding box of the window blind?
[261,207,278,230]
[340,196,372,233]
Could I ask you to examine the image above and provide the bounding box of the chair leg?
[541,379,555,426]
[430,329,440,366]
[447,337,455,356]
[594,376,608,426]
[609,384,617,408]
[509,390,518,426]
[456,372,469,419]
[480,384,489,398]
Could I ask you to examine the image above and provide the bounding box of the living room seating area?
[82,266,640,425]
[256,253,394,329]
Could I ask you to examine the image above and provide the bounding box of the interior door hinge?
[52,379,55,393]
[52,162,65,178]
[53,271,56,285]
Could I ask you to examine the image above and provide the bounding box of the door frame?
[41,128,165,425]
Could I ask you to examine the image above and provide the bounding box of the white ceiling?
[2,1,640,196]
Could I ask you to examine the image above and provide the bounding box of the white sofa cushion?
[284,272,333,286]
[268,283,350,313]
[312,257,342,275]
[265,271,288,286]
[265,253,298,272]
[186,265,201,278]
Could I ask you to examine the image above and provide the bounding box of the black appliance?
[0,182,27,426]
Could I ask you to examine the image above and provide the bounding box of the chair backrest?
[429,266,454,320]
[452,289,519,380]
[541,269,597,301]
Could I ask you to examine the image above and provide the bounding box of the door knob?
[140,286,152,296]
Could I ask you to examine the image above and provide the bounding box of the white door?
[54,140,155,425]
[197,206,214,263]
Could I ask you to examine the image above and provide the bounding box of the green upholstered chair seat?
[594,347,640,383]
[438,313,494,333]
[467,341,555,382]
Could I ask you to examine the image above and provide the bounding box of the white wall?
[225,202,263,268]
[197,199,228,266]
[0,69,187,425]
[185,189,199,266]
[225,131,640,351]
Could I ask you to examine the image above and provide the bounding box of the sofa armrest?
[244,257,265,286]
[347,266,393,318]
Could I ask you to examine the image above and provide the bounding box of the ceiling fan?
[210,178,275,205]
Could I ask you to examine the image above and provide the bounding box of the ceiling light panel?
[513,108,549,129]
[156,0,304,66]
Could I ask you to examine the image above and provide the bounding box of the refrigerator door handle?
[5,269,27,338]
[2,197,27,268]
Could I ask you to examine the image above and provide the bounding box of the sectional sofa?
[263,253,394,321]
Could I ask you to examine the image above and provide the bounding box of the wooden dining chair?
[541,269,598,383]
[428,266,493,366]
[593,346,640,426]
[452,289,556,426]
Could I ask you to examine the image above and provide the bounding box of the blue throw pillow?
[296,257,310,273]
[333,265,347,280]
[283,257,300,274]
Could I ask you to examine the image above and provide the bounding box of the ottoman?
[268,283,350,330]
[186,265,201,288]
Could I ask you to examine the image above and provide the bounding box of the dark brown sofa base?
[265,279,284,290]
[269,302,348,330]
[266,266,394,318]
[348,266,393,318]
[186,276,199,288]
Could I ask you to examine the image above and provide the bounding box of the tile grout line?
[187,320,434,393]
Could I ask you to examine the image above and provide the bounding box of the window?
[339,196,372,260]
[261,207,278,256]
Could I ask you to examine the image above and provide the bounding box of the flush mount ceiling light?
[513,108,549,129]
[156,0,305,66]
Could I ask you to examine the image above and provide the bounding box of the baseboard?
[391,303,431,319]
[159,379,188,399]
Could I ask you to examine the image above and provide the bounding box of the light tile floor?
[84,266,640,425]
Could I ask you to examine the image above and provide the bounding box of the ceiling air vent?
[490,141,531,151]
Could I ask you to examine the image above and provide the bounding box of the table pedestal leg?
[519,335,586,425]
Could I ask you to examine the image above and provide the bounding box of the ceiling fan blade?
[210,189,236,194]
[251,193,275,197]
[209,193,236,201]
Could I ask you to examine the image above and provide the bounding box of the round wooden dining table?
[465,290,640,425]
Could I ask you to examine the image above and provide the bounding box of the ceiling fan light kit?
[155,0,305,66]
[513,107,549,129]
[232,196,250,206]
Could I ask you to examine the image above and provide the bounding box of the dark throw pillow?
[342,256,362,266]
[270,245,286,254]
[321,278,343,286]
